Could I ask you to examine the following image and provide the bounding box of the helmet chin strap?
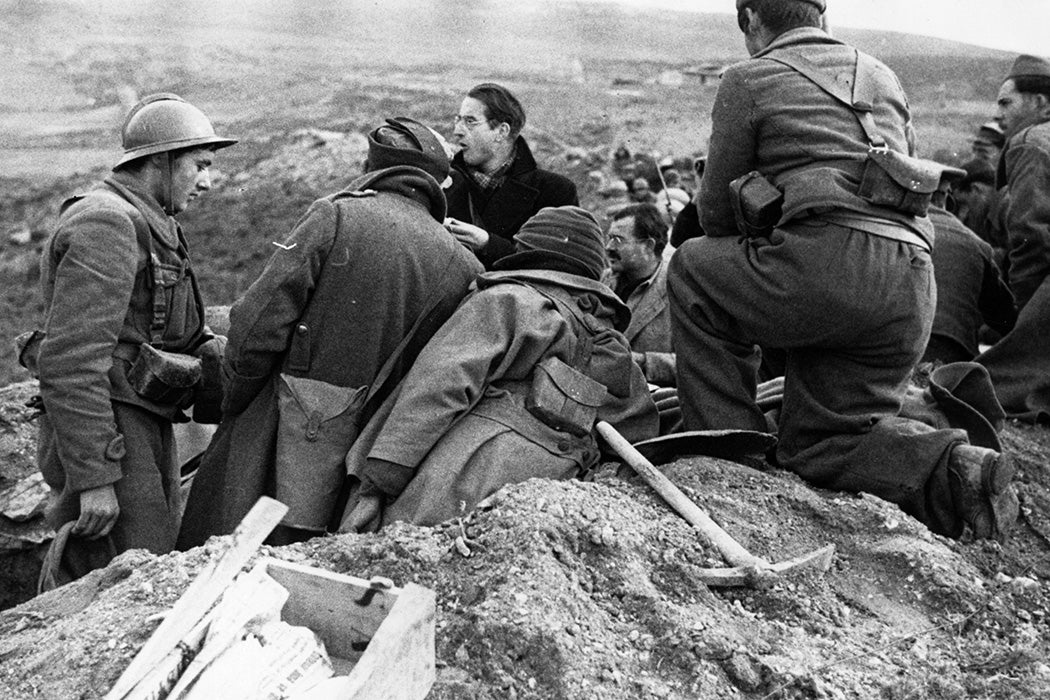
[164,151,175,216]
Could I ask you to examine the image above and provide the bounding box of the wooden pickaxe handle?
[597,421,769,569]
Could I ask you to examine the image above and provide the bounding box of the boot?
[948,444,1019,541]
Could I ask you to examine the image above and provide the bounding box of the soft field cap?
[1007,54,1050,81]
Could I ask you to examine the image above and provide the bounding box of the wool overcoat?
[177,166,482,546]
[340,269,659,528]
[37,172,206,565]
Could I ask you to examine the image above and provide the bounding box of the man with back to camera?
[30,94,235,583]
[977,55,1050,421]
[444,82,579,269]
[178,117,483,548]
[603,203,677,386]
[667,0,1018,541]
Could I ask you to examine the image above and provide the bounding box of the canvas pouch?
[275,374,368,530]
[526,356,608,437]
[857,147,943,217]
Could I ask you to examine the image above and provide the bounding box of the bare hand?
[345,494,383,533]
[445,218,490,251]
[73,484,120,539]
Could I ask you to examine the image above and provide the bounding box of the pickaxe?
[597,421,834,588]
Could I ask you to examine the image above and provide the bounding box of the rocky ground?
[1,380,1048,699]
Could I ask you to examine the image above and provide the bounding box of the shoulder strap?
[359,246,466,418]
[95,189,172,345]
[521,283,596,371]
[764,48,886,148]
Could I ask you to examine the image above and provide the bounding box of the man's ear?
[1037,93,1050,118]
[495,122,512,141]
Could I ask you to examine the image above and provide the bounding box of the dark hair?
[737,0,821,35]
[467,83,526,138]
[613,203,668,257]
[1012,75,1050,100]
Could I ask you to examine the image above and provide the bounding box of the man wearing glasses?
[445,82,579,268]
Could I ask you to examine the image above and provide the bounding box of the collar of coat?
[100,172,182,251]
[476,269,632,333]
[452,135,539,181]
[753,26,842,59]
[343,165,447,222]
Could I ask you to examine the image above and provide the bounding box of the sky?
[579,0,1047,56]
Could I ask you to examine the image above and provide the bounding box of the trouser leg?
[107,403,180,555]
[668,235,766,432]
[669,222,968,536]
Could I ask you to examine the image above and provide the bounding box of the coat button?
[297,324,308,334]
[557,440,571,451]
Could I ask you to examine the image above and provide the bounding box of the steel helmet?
[116,93,237,168]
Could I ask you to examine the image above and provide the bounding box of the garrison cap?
[1006,54,1050,81]
[736,0,826,11]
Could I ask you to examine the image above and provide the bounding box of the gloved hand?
[360,458,415,498]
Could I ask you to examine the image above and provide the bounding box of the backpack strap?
[764,48,886,148]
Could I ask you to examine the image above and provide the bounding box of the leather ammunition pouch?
[527,356,608,437]
[857,147,943,217]
[729,170,784,238]
[127,342,201,408]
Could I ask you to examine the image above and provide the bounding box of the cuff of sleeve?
[221,365,269,415]
[360,458,415,498]
[66,435,125,493]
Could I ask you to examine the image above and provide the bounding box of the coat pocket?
[526,356,608,437]
[275,374,368,530]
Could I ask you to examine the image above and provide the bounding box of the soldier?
[977,55,1050,421]
[667,0,1018,541]
[33,94,235,582]
[178,118,482,547]
[444,83,579,269]
[341,206,658,531]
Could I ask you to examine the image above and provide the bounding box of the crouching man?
[342,206,659,531]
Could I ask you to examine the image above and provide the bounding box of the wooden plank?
[341,583,436,700]
[264,559,398,662]
[105,496,288,700]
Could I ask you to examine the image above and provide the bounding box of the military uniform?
[37,172,206,569]
[924,206,1015,364]
[178,165,482,546]
[978,119,1050,420]
[343,269,658,528]
[669,27,973,537]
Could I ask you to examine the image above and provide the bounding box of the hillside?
[1,4,1047,699]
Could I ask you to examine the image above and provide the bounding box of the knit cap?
[366,117,449,182]
[513,206,607,281]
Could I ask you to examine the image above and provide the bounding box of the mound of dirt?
[1,413,1048,699]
